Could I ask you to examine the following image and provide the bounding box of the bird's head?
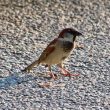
[58,28,82,42]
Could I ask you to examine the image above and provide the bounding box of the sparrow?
[22,28,82,79]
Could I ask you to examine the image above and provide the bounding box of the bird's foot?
[60,68,80,77]
[48,72,58,79]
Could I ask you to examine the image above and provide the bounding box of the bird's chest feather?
[43,41,73,65]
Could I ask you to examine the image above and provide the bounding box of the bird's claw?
[60,68,80,77]
[63,73,80,77]
[48,72,58,79]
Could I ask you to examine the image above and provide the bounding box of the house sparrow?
[22,28,82,79]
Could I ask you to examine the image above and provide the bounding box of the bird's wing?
[38,38,58,63]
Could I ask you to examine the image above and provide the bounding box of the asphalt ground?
[0,0,110,110]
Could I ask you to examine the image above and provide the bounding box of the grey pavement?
[0,0,110,110]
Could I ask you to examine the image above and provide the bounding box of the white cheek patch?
[64,36,73,42]
[63,33,74,42]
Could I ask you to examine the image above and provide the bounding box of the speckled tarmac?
[0,0,110,110]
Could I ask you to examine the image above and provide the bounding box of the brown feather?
[38,38,58,63]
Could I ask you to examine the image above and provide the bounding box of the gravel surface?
[0,0,110,110]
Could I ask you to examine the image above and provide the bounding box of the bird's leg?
[60,68,80,77]
[48,65,57,79]
[38,65,57,88]
[57,64,80,77]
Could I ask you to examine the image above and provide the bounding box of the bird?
[22,28,82,79]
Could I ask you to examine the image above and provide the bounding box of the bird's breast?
[41,41,73,65]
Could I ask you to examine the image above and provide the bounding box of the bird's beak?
[77,32,82,36]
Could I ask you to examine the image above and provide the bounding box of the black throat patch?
[63,41,73,52]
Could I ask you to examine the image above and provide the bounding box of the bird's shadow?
[0,72,51,90]
[0,65,92,89]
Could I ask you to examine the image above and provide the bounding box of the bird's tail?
[22,60,39,72]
